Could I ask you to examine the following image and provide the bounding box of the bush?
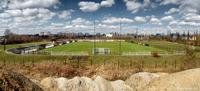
[151,52,160,57]
[144,43,149,46]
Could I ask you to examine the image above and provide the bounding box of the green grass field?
[0,41,51,51]
[144,40,188,52]
[43,41,164,55]
[0,40,198,73]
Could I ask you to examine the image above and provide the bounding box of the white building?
[105,34,113,38]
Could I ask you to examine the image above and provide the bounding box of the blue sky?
[0,0,200,35]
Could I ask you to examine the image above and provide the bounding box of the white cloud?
[161,0,200,27]
[72,18,92,25]
[23,8,40,16]
[78,1,100,12]
[102,17,134,24]
[134,16,147,22]
[0,0,58,26]
[161,0,200,18]
[78,0,115,12]
[0,0,59,35]
[169,19,200,26]
[100,0,115,7]
[13,16,35,23]
[183,13,200,22]
[143,0,151,7]
[35,8,56,20]
[160,0,178,5]
[5,9,22,17]
[161,16,174,22]
[51,23,64,27]
[165,8,179,15]
[0,12,11,18]
[7,0,59,9]
[150,17,162,25]
[124,0,153,13]
[124,0,142,13]
[179,21,200,26]
[58,10,73,20]
[2,8,56,23]
[0,0,8,10]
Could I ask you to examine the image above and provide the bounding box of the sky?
[0,0,200,35]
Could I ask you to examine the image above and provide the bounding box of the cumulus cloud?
[124,0,153,13]
[170,20,200,26]
[150,17,162,25]
[7,0,59,9]
[78,0,115,12]
[100,0,115,7]
[124,0,142,13]
[3,8,56,21]
[134,16,147,22]
[72,18,92,25]
[58,10,73,20]
[78,1,100,12]
[161,16,174,22]
[5,9,22,17]
[182,13,200,23]
[102,17,134,24]
[160,0,178,5]
[165,8,179,15]
[0,0,8,10]
[161,0,200,23]
[0,0,59,35]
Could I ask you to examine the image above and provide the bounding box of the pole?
[119,20,122,56]
[3,39,6,51]
[93,20,96,55]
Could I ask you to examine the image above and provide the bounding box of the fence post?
[32,60,34,66]
[155,60,157,68]
[64,57,67,65]
[165,60,167,68]
[117,60,120,70]
[3,57,5,66]
[133,61,136,68]
[3,54,6,66]
[14,58,16,65]
[130,60,132,67]
[142,60,144,69]
[90,56,93,66]
[174,60,177,70]
[22,56,24,66]
[104,58,106,66]
[77,56,80,68]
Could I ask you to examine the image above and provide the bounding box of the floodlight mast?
[119,20,122,56]
[93,20,96,55]
[4,19,9,51]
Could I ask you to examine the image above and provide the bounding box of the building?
[105,34,113,38]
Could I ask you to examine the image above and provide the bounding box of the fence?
[0,54,199,73]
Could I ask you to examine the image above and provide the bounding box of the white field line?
[122,52,186,56]
[50,51,89,56]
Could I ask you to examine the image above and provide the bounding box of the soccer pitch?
[43,41,164,55]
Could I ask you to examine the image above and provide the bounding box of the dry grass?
[0,55,199,81]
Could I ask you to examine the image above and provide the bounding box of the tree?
[4,29,12,37]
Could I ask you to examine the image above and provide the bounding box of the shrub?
[151,52,160,57]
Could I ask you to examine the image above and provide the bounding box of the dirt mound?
[40,76,132,91]
[1,67,200,91]
[125,72,160,91]
[143,68,200,91]
[40,69,200,91]
[0,70,43,91]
